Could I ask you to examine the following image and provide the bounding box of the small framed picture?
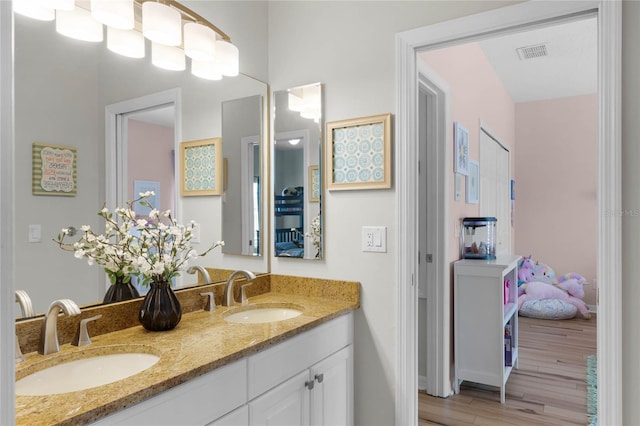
[466,160,479,204]
[326,113,392,190]
[180,138,222,196]
[454,122,469,176]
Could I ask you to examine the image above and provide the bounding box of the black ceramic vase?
[103,277,140,304]
[138,280,182,331]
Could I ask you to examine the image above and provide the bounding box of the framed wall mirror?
[13,14,268,317]
[273,83,323,260]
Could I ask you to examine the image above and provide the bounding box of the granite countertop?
[15,290,359,426]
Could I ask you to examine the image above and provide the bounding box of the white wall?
[268,2,518,424]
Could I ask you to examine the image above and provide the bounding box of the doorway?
[398,2,621,425]
[105,89,182,291]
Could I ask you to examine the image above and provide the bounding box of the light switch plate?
[28,224,41,243]
[362,226,387,252]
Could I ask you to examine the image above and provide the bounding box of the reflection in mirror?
[14,14,268,316]
[221,95,263,256]
[273,83,323,260]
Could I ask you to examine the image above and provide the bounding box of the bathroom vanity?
[15,276,359,426]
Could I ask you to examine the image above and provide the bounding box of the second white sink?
[16,352,160,396]
[224,304,303,324]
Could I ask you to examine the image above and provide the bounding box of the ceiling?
[476,16,597,103]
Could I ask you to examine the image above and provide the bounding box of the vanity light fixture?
[56,7,104,42]
[91,0,134,30]
[142,1,181,46]
[14,0,240,80]
[215,39,239,77]
[184,22,216,62]
[107,27,145,58]
[13,0,56,21]
[151,42,186,71]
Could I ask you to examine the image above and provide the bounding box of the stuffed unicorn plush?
[518,279,590,319]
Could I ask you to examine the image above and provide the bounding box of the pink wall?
[420,43,515,262]
[127,120,175,213]
[514,95,597,305]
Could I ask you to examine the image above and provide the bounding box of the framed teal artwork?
[326,113,391,190]
[180,138,222,196]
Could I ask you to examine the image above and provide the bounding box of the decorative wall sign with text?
[32,143,77,196]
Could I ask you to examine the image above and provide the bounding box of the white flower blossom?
[55,191,223,286]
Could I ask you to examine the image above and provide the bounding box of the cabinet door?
[310,346,353,426]
[250,370,310,426]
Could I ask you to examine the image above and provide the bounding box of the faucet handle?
[200,292,216,312]
[240,282,253,305]
[71,315,102,347]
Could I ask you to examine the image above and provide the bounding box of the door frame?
[416,64,451,396]
[395,1,621,425]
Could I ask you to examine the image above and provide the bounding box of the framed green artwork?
[180,138,222,196]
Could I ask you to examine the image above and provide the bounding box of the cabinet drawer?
[92,359,247,425]
[248,313,353,399]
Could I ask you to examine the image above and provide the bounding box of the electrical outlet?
[362,226,387,252]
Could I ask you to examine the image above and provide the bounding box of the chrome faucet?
[38,299,81,355]
[223,270,256,306]
[15,289,35,318]
[187,265,211,284]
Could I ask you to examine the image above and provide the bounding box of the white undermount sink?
[223,303,303,324]
[16,351,160,396]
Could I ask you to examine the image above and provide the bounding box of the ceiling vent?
[516,43,548,60]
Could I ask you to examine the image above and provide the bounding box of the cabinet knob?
[314,373,324,383]
[305,380,315,390]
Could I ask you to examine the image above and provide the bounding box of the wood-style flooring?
[419,315,597,426]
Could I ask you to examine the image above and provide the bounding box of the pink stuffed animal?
[518,256,535,285]
[518,279,590,319]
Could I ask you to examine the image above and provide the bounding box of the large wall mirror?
[14,14,268,317]
[273,83,323,260]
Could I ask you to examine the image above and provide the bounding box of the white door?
[310,346,353,426]
[250,370,310,426]
[479,128,511,254]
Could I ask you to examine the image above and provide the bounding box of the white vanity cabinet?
[91,313,353,426]
[453,255,520,404]
[249,345,352,426]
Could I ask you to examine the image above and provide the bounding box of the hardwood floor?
[419,315,597,426]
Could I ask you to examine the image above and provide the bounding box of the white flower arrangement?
[291,214,321,258]
[56,192,223,286]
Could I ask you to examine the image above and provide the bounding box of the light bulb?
[107,27,145,58]
[91,0,134,30]
[184,23,216,62]
[151,43,185,71]
[56,7,103,42]
[142,2,181,46]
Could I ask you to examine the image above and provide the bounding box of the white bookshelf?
[453,254,521,403]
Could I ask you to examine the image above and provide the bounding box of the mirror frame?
[272,83,324,261]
